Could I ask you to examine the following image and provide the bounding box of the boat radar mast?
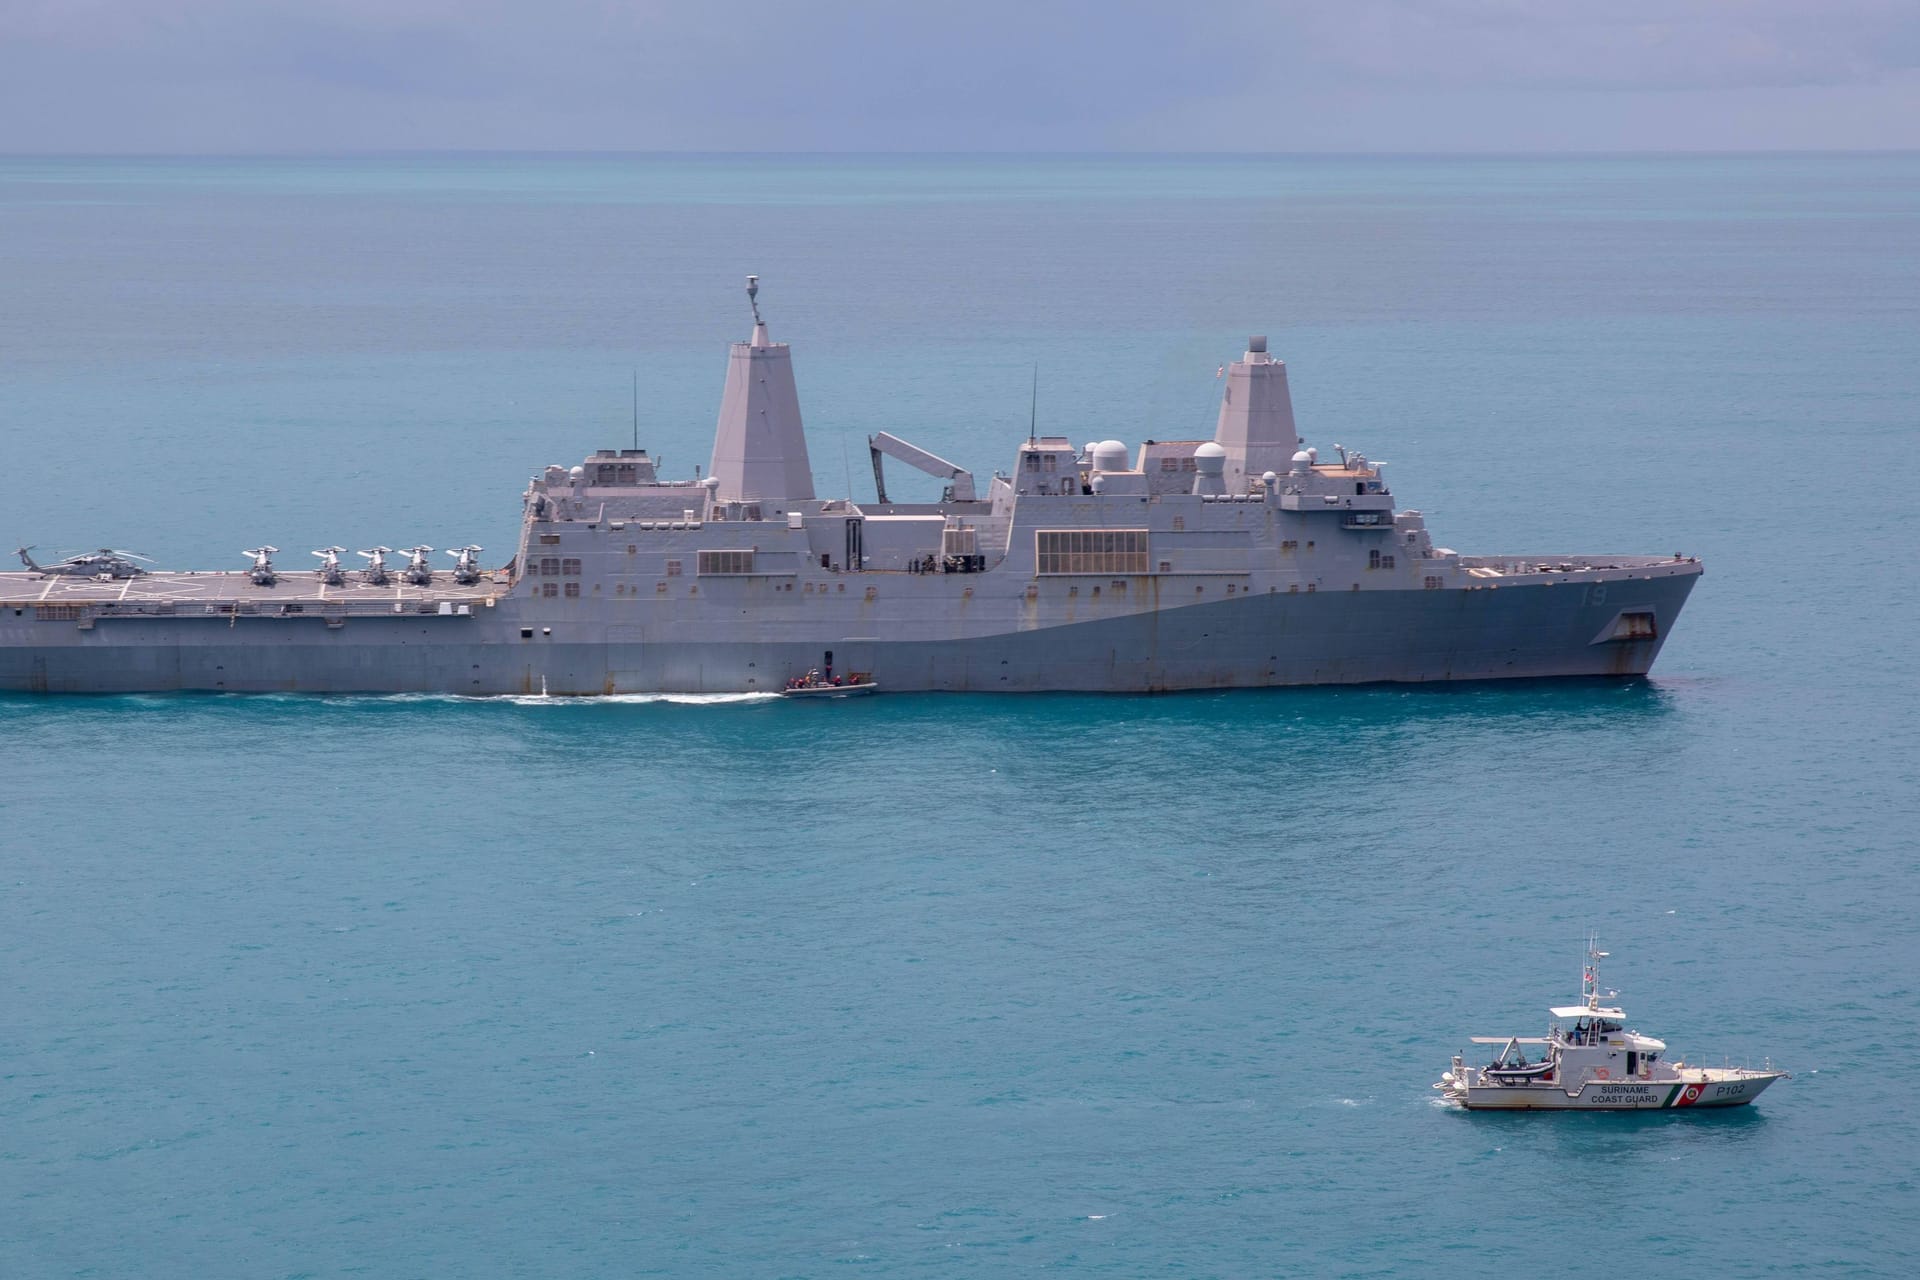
[747,274,763,327]
[1581,936,1617,1013]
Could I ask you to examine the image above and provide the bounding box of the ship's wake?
[365,691,783,707]
[504,691,783,707]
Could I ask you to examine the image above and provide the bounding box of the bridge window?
[564,582,581,598]
[665,559,682,577]
[542,583,558,598]
[561,558,582,576]
[539,557,560,576]
[1035,529,1149,576]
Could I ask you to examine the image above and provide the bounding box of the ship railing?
[16,599,487,623]
[1455,554,1699,576]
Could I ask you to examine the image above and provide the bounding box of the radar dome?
[1194,442,1227,476]
[1092,439,1130,472]
[1291,449,1312,475]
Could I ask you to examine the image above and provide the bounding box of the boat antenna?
[632,368,639,452]
[1029,364,1038,444]
[747,274,763,327]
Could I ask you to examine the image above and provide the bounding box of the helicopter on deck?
[359,547,393,585]
[312,546,348,586]
[401,545,435,586]
[242,547,279,586]
[446,545,484,585]
[16,546,153,579]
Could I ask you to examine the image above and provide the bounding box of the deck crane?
[867,431,976,504]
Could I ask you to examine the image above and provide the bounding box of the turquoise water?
[2,155,1918,1275]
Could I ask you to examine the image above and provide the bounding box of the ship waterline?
[1,287,1700,695]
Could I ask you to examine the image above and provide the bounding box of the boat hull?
[1457,1071,1784,1110]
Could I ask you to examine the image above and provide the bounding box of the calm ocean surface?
[2,154,1917,1276]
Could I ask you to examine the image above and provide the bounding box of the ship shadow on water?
[1460,1103,1772,1157]
[0,673,1681,718]
[0,676,1687,789]
[891,674,1686,735]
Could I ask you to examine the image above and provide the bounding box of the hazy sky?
[3,0,1917,152]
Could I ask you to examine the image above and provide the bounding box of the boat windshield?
[1560,1017,1622,1045]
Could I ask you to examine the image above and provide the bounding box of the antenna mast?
[747,274,763,327]
[632,368,639,452]
[1029,364,1038,444]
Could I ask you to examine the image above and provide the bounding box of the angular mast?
[1213,334,1300,493]
[708,275,816,502]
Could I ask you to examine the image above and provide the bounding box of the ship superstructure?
[0,281,1701,695]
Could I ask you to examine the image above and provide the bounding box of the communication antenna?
[1029,364,1038,444]
[1200,360,1228,436]
[632,368,639,452]
[747,275,763,327]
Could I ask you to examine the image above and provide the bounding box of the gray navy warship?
[1,280,1700,695]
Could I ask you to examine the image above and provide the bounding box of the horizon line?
[3,146,1918,162]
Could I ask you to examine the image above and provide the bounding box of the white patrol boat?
[1437,941,1787,1111]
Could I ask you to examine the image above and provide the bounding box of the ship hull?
[0,570,1696,695]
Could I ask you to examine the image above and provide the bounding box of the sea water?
[1,154,1917,1276]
